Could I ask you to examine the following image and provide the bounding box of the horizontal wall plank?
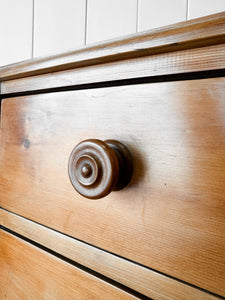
[0,209,220,300]
[1,43,225,95]
[0,12,224,81]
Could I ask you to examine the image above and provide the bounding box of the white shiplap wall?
[0,0,224,67]
[33,0,86,57]
[0,0,33,66]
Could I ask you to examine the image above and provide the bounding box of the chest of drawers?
[1,12,225,300]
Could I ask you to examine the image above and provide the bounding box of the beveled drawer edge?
[0,12,224,82]
[2,43,225,96]
[0,208,221,300]
[0,230,140,300]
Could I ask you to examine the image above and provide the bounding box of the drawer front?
[0,77,225,296]
[0,230,137,300]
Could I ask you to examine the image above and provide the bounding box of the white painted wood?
[188,0,225,19]
[0,0,33,67]
[33,0,86,57]
[138,0,187,31]
[86,0,137,44]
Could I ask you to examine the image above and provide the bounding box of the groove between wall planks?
[0,208,221,300]
[0,12,224,82]
[1,43,225,95]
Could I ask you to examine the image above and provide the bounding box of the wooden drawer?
[0,230,138,300]
[0,77,225,296]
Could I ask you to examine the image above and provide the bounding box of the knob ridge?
[68,139,133,199]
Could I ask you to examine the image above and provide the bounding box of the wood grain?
[0,12,224,81]
[2,43,225,95]
[0,229,138,300]
[0,78,225,296]
[0,209,220,300]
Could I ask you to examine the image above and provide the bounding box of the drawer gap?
[1,68,225,99]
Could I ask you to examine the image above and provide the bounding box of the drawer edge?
[0,208,221,300]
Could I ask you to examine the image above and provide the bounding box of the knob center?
[81,163,92,178]
[74,154,99,187]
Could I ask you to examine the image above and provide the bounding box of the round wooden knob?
[68,139,133,199]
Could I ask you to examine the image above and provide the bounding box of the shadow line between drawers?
[1,69,225,99]
[0,227,149,300]
[0,208,223,300]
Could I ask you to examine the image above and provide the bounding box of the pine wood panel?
[0,78,225,296]
[0,230,138,300]
[0,12,224,81]
[0,209,220,300]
